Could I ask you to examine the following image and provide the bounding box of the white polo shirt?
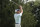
[14,13,22,24]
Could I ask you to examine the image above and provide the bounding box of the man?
[14,5,23,27]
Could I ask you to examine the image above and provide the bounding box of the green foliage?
[21,2,37,27]
[1,0,40,27]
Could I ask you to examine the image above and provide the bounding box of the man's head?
[15,9,20,14]
[15,5,22,14]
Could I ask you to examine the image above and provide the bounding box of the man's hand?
[19,5,23,13]
[19,5,22,9]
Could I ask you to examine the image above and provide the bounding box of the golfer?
[14,5,23,27]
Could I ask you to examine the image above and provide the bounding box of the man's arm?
[19,5,23,13]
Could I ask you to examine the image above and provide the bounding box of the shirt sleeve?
[20,13,22,16]
[14,14,15,18]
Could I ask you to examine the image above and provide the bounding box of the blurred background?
[0,0,40,27]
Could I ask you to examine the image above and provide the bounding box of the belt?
[15,23,19,24]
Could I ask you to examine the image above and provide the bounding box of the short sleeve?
[20,13,22,16]
[14,14,15,18]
